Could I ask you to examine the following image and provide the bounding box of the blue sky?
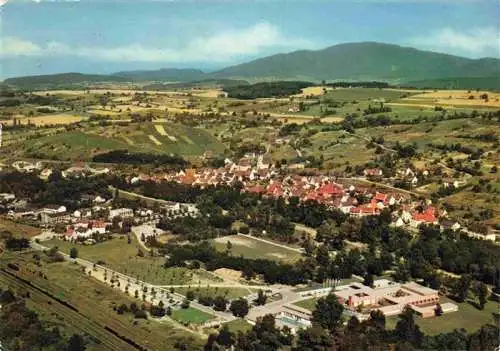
[0,0,499,78]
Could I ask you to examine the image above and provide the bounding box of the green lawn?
[175,286,253,300]
[172,307,215,325]
[43,236,192,285]
[294,297,319,311]
[225,319,253,334]
[212,235,302,263]
[386,297,499,335]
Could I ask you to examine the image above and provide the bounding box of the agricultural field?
[212,235,302,263]
[391,90,500,109]
[0,113,86,126]
[16,121,226,160]
[0,218,41,238]
[0,253,204,350]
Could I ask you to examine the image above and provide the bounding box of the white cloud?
[1,37,42,55]
[410,27,500,57]
[0,22,314,62]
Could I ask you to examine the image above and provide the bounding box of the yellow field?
[154,124,168,136]
[0,114,85,126]
[148,134,162,145]
[293,86,330,97]
[397,90,500,108]
[190,89,224,98]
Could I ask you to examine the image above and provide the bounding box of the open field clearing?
[1,254,203,350]
[190,89,224,98]
[292,86,329,97]
[293,297,319,311]
[224,319,253,334]
[175,286,254,300]
[43,236,195,285]
[172,307,215,325]
[212,235,302,263]
[0,114,86,126]
[395,90,500,108]
[0,218,41,237]
[322,88,414,101]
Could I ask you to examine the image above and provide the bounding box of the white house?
[108,208,134,220]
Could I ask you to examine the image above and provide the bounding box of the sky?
[0,0,499,78]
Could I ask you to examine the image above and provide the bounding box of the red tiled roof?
[318,183,344,196]
[412,208,437,223]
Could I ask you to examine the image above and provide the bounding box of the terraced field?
[18,122,226,160]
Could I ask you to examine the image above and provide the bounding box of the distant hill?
[4,42,499,89]
[212,42,500,84]
[405,76,500,90]
[144,78,249,90]
[3,73,131,89]
[113,68,206,82]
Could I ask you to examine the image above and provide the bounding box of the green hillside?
[406,76,500,90]
[113,68,206,82]
[21,122,226,161]
[3,73,131,89]
[212,42,500,83]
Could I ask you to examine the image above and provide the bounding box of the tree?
[453,275,472,302]
[311,293,344,332]
[363,273,374,287]
[181,298,190,309]
[255,290,267,306]
[213,296,228,311]
[394,307,423,348]
[229,298,249,318]
[295,326,333,350]
[215,325,234,348]
[66,334,85,351]
[186,290,195,301]
[477,282,488,310]
[0,289,16,304]
[69,247,78,259]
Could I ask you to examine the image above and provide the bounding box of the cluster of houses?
[123,157,494,241]
[12,160,110,180]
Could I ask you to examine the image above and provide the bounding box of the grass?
[224,319,253,334]
[385,296,499,335]
[175,286,253,300]
[20,121,226,160]
[0,217,41,238]
[43,236,193,285]
[294,297,319,311]
[212,235,302,263]
[1,253,204,350]
[172,307,215,325]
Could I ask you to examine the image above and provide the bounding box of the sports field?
[212,235,302,263]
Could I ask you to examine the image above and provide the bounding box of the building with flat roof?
[334,280,456,318]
